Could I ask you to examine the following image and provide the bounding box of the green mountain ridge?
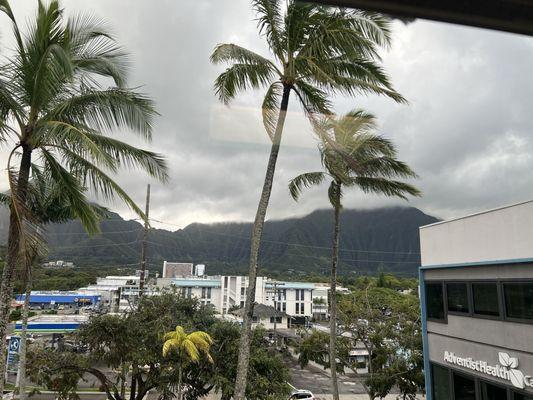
[0,206,439,277]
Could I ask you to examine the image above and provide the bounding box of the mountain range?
[0,206,439,277]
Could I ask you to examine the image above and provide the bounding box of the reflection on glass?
[453,373,475,400]
[504,282,533,320]
[472,282,500,316]
[447,282,469,313]
[426,282,445,320]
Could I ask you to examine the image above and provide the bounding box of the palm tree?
[289,110,420,399]
[162,326,213,400]
[0,0,168,391]
[210,2,405,397]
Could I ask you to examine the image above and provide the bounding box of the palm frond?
[212,62,276,105]
[252,0,284,62]
[68,13,129,87]
[350,177,421,199]
[288,172,326,201]
[262,81,282,140]
[49,146,146,221]
[44,88,158,138]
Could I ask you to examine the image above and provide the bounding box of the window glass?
[504,282,533,320]
[453,373,476,400]
[480,381,507,400]
[426,282,445,320]
[472,283,500,317]
[447,283,469,313]
[431,364,451,400]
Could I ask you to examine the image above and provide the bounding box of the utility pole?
[139,184,150,296]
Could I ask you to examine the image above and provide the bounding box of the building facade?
[162,262,194,278]
[420,200,533,400]
[157,275,315,321]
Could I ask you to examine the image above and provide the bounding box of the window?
[453,373,476,400]
[241,287,245,296]
[431,364,451,400]
[295,303,299,314]
[447,282,469,313]
[480,381,507,400]
[472,282,500,317]
[240,301,244,307]
[282,303,286,312]
[300,302,304,314]
[201,287,206,299]
[207,287,211,299]
[270,316,282,323]
[504,282,533,320]
[296,290,300,301]
[426,282,445,321]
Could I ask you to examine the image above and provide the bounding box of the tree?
[162,326,213,400]
[299,286,424,400]
[210,2,405,397]
[289,110,420,399]
[0,0,168,391]
[26,294,291,400]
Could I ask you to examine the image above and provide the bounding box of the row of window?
[295,302,305,315]
[425,280,533,323]
[432,363,533,400]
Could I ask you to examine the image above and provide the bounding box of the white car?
[288,389,315,399]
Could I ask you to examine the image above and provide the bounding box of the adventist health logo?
[444,351,533,389]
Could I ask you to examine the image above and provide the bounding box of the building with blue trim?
[16,291,101,309]
[419,200,533,400]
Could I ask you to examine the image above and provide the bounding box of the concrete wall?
[420,200,533,266]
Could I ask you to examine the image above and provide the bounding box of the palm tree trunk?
[177,365,182,400]
[0,144,32,396]
[233,84,291,400]
[329,182,341,400]
[15,271,31,400]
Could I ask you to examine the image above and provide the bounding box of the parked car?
[288,389,315,399]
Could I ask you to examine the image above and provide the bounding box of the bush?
[9,309,21,322]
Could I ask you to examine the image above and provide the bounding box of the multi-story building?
[157,274,315,322]
[420,200,533,400]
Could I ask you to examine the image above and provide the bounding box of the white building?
[81,275,141,312]
[156,274,315,322]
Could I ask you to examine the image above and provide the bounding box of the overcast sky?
[2,1,533,229]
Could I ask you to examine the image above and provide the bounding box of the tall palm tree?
[0,0,168,391]
[162,326,213,400]
[289,110,420,399]
[210,2,405,397]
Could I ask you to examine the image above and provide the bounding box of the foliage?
[26,294,291,400]
[298,286,424,400]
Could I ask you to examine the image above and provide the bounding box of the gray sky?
[2,1,533,229]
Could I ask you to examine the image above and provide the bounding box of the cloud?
[1,1,533,229]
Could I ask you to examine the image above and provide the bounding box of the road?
[287,355,367,395]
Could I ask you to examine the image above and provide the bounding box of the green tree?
[26,294,290,400]
[210,2,405,397]
[299,286,424,400]
[289,110,419,399]
[162,326,213,400]
[0,0,168,389]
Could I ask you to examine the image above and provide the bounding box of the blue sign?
[6,336,21,373]
[8,336,21,354]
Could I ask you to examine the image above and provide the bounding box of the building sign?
[444,351,533,390]
[6,336,21,373]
